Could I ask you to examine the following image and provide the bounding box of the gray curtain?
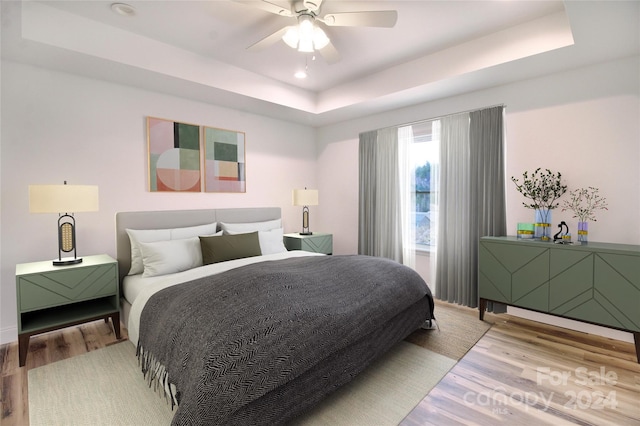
[358,128,403,262]
[435,113,472,305]
[435,106,506,308]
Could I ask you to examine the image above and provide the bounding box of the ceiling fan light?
[283,27,299,49]
[313,27,329,50]
[298,16,315,37]
[298,38,314,53]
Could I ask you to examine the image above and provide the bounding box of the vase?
[534,209,552,241]
[517,222,535,239]
[578,221,588,243]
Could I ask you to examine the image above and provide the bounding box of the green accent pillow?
[199,232,262,265]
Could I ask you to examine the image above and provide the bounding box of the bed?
[115,207,434,425]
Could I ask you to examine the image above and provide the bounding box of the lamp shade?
[292,189,319,206]
[29,185,99,213]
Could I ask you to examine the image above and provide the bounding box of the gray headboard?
[115,207,281,286]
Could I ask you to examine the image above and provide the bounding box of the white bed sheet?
[127,251,324,346]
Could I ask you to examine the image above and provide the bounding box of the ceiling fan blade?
[233,0,293,17]
[318,40,341,64]
[322,11,398,28]
[247,26,291,51]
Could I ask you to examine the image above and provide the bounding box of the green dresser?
[16,254,121,366]
[284,232,333,254]
[479,237,640,362]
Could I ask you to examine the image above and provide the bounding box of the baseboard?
[507,307,635,344]
[0,326,17,345]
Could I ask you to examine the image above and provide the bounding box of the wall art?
[203,126,246,193]
[147,117,201,192]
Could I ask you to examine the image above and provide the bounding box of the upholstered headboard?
[115,207,281,286]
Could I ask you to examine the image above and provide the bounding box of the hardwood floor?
[402,310,640,426]
[1,311,638,425]
[1,321,128,426]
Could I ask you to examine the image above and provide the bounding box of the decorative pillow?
[220,219,281,234]
[126,222,217,275]
[126,228,171,275]
[139,237,203,278]
[258,228,288,255]
[226,228,287,255]
[199,232,262,265]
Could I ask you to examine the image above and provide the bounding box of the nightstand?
[15,254,120,366]
[284,233,333,254]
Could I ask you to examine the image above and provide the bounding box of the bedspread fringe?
[136,342,178,410]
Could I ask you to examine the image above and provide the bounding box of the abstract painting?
[147,117,201,192]
[203,126,246,193]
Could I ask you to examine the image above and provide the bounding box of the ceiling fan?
[235,0,398,64]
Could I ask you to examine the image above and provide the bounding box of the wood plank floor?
[1,310,638,425]
[1,321,128,426]
[402,310,640,425]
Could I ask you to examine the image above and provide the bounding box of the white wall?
[2,56,638,345]
[0,61,317,343]
[316,56,639,342]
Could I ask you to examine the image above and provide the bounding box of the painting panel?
[204,126,246,193]
[147,117,201,192]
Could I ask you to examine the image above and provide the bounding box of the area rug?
[405,300,492,360]
[29,340,456,426]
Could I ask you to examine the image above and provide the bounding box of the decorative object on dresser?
[15,254,120,366]
[553,220,571,243]
[478,236,640,362]
[28,181,99,265]
[284,232,333,254]
[292,187,319,235]
[511,168,567,241]
[561,186,608,244]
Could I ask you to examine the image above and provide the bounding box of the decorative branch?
[511,168,567,212]
[561,187,608,222]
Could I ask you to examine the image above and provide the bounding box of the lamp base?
[299,232,313,236]
[53,257,83,266]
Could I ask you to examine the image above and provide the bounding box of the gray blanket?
[137,255,433,425]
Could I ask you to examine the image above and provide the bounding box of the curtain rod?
[374,103,506,133]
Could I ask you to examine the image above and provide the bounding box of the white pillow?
[126,222,217,275]
[170,222,218,239]
[258,228,287,255]
[139,237,203,278]
[126,228,171,275]
[220,219,281,234]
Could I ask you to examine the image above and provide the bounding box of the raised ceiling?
[1,1,638,126]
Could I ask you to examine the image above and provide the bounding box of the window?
[407,121,439,249]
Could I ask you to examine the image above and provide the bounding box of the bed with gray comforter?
[136,254,433,425]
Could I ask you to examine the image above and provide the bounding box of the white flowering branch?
[561,187,608,222]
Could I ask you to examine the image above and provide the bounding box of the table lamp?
[29,181,99,265]
[292,188,318,235]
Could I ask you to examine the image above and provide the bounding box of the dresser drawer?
[284,233,333,254]
[18,263,117,311]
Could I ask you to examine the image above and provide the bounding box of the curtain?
[435,106,506,308]
[358,130,378,257]
[435,113,472,304]
[429,120,441,288]
[398,126,416,270]
[470,106,507,312]
[358,128,403,263]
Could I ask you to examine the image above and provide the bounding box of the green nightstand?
[284,233,333,255]
[15,254,121,366]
